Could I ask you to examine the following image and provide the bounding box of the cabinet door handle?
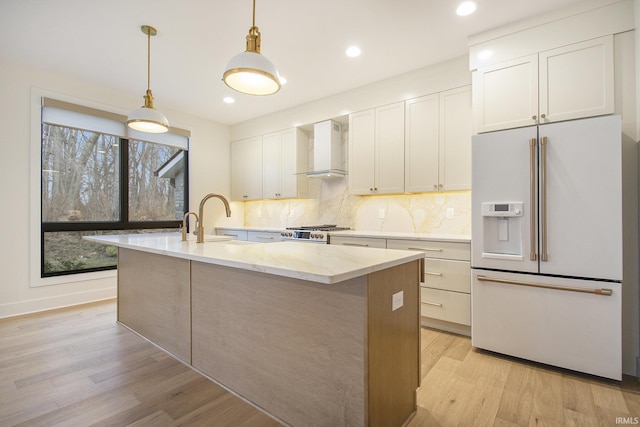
[424,301,443,307]
[342,242,369,247]
[223,233,238,237]
[541,114,546,119]
[425,272,443,276]
[532,115,537,120]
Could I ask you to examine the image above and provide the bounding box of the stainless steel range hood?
[306,120,347,178]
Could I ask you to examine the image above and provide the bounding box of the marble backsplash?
[243,122,471,235]
[244,179,471,235]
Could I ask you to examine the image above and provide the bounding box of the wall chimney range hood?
[307,120,347,178]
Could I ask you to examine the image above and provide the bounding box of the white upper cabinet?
[374,102,405,194]
[261,132,281,198]
[405,86,472,192]
[439,86,472,191]
[349,109,376,194]
[538,37,614,124]
[473,55,538,133]
[349,102,404,195]
[262,128,308,199]
[405,94,439,193]
[232,128,308,201]
[231,136,263,201]
[473,36,614,133]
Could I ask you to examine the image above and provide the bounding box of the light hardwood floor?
[1,299,638,426]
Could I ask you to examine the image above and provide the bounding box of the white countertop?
[85,233,424,285]
[327,230,471,243]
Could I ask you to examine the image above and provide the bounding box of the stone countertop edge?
[84,233,425,285]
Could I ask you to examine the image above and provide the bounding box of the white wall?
[230,55,471,140]
[0,59,236,318]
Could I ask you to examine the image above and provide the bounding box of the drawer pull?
[425,272,443,277]
[424,301,443,307]
[342,242,369,247]
[223,234,238,237]
[408,247,443,252]
[256,236,275,240]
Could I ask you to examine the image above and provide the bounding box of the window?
[40,99,190,277]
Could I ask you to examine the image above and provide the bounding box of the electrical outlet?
[378,208,386,219]
[392,291,404,311]
[289,209,295,218]
[446,207,455,219]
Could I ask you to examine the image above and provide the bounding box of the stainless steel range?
[280,225,350,244]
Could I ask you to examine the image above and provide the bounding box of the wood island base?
[117,247,420,427]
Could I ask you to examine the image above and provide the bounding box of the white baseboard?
[0,287,116,319]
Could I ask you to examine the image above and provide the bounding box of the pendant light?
[127,25,169,134]
[222,0,281,96]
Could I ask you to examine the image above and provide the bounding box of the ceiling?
[1,0,591,126]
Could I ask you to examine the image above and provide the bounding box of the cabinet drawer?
[387,239,470,261]
[329,236,386,248]
[424,259,470,293]
[216,229,248,241]
[247,231,282,243]
[420,287,470,326]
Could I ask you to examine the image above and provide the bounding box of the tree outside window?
[41,123,188,276]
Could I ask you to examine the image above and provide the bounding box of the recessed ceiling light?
[456,1,477,16]
[279,76,287,85]
[223,97,235,104]
[346,46,361,58]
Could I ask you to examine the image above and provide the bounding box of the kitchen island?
[86,233,424,427]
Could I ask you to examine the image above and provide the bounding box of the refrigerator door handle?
[540,136,548,262]
[476,275,613,296]
[529,138,537,261]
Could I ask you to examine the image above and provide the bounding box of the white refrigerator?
[471,115,622,380]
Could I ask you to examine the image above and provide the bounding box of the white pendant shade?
[128,25,169,134]
[223,51,280,96]
[127,106,169,133]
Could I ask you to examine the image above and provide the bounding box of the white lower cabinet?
[247,231,282,243]
[216,229,283,242]
[387,238,471,336]
[215,228,248,241]
[330,234,471,335]
[328,235,387,248]
[420,288,470,326]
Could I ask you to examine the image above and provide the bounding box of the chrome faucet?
[181,211,199,241]
[197,193,232,243]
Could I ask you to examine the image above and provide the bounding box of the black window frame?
[40,133,189,278]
